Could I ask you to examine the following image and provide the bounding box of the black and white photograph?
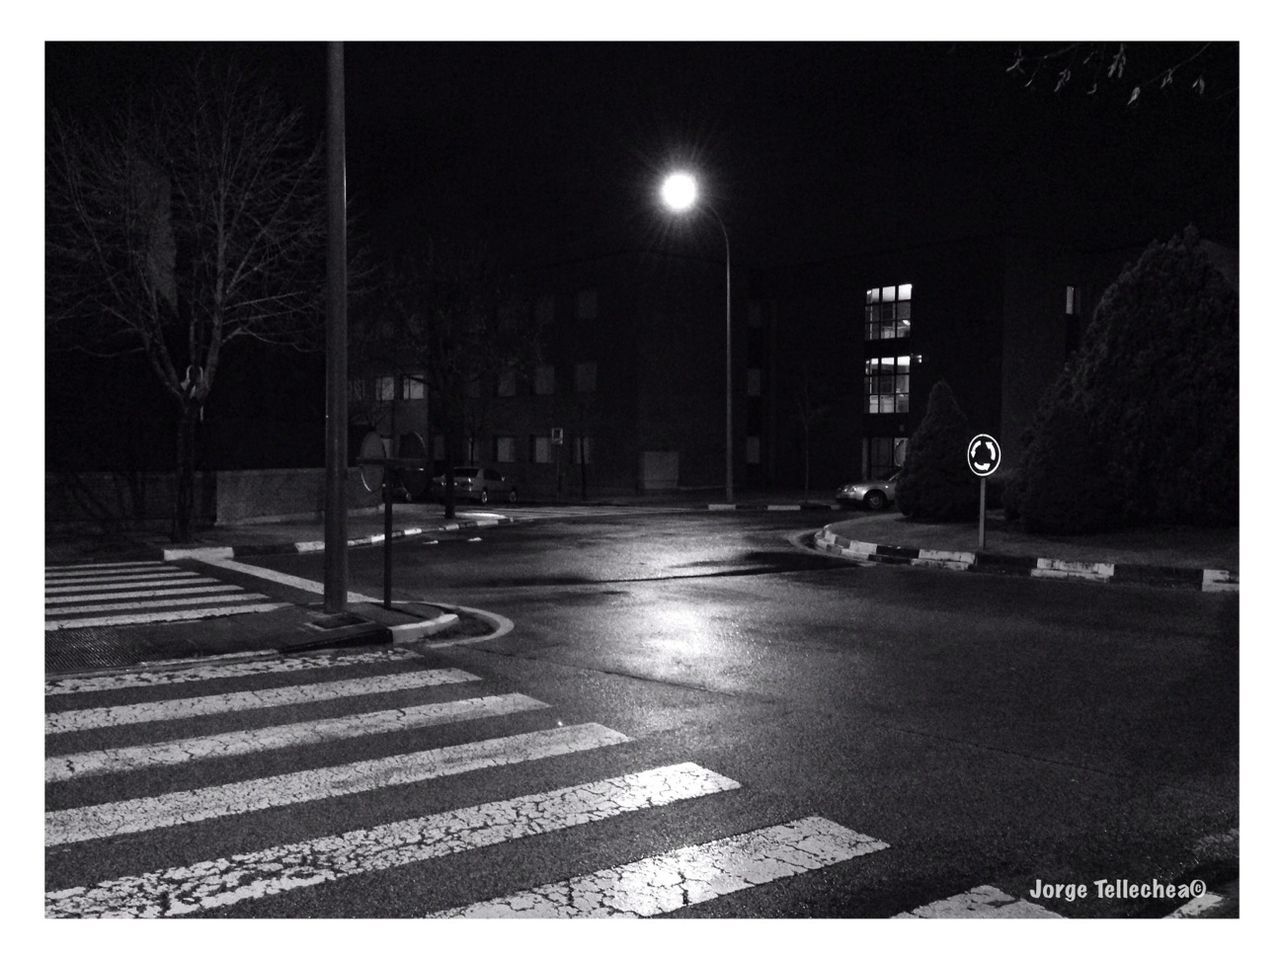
[26,2,1267,951]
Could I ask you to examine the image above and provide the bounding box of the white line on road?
[46,602,288,631]
[45,649,423,697]
[46,722,628,845]
[45,592,265,616]
[894,885,1064,918]
[46,693,549,782]
[45,762,739,917]
[430,815,888,917]
[46,570,206,585]
[46,576,220,595]
[44,584,253,604]
[194,556,379,603]
[45,668,479,734]
[46,561,168,573]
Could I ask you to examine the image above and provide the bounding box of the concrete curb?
[813,526,1239,593]
[706,502,839,512]
[162,515,514,562]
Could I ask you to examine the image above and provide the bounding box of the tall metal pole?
[323,41,349,613]
[706,207,732,503]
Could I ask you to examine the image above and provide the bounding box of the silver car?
[836,470,900,511]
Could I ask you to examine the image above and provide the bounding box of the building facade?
[353,233,1188,502]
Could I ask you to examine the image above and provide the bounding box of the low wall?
[46,468,382,529]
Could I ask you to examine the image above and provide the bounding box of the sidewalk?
[812,510,1238,592]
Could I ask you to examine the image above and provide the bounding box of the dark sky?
[45,41,1239,270]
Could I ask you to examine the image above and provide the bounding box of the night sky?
[44,40,1239,271]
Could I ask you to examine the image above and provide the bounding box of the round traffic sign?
[967,434,1001,477]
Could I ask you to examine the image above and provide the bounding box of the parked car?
[429,466,517,505]
[836,470,900,510]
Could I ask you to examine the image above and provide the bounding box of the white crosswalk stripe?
[45,561,287,630]
[430,816,888,918]
[45,668,479,733]
[44,648,905,918]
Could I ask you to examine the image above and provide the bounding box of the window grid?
[864,284,913,341]
[864,355,912,414]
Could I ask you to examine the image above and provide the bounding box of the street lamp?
[660,170,733,503]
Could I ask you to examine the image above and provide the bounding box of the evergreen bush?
[896,380,979,521]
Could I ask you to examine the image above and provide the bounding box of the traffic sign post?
[356,431,431,610]
[967,433,1002,550]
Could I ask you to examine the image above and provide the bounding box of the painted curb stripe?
[46,693,549,783]
[45,649,422,697]
[894,885,1064,918]
[46,603,289,631]
[45,668,479,734]
[46,577,221,595]
[430,815,888,918]
[43,584,250,605]
[46,722,625,845]
[1032,558,1115,581]
[44,762,738,917]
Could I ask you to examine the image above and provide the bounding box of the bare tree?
[47,59,326,541]
[356,241,543,518]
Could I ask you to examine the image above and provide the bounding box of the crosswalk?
[44,649,1221,918]
[45,561,286,631]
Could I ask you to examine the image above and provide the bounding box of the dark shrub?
[1017,405,1117,534]
[896,380,979,521]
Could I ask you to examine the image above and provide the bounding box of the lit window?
[375,376,396,402]
[575,361,597,393]
[864,355,911,414]
[576,289,598,320]
[572,436,593,465]
[864,283,913,341]
[531,435,552,464]
[495,436,517,463]
[403,374,425,400]
[534,364,556,395]
[1065,286,1078,316]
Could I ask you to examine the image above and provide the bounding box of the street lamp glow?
[661,171,698,212]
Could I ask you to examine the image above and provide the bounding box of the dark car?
[836,470,900,510]
[429,466,517,505]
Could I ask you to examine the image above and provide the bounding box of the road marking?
[46,602,289,631]
[430,815,888,918]
[45,649,422,697]
[45,592,268,616]
[46,569,208,585]
[45,762,739,918]
[46,561,168,573]
[894,885,1064,918]
[46,722,627,846]
[47,693,549,782]
[43,584,252,604]
[46,576,220,595]
[45,668,480,734]
[194,556,378,603]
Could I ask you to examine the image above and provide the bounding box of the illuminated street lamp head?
[660,171,698,212]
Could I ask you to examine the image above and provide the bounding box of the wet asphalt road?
[46,510,1238,917]
[197,509,1240,917]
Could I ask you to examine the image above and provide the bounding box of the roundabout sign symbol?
[968,433,1002,478]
